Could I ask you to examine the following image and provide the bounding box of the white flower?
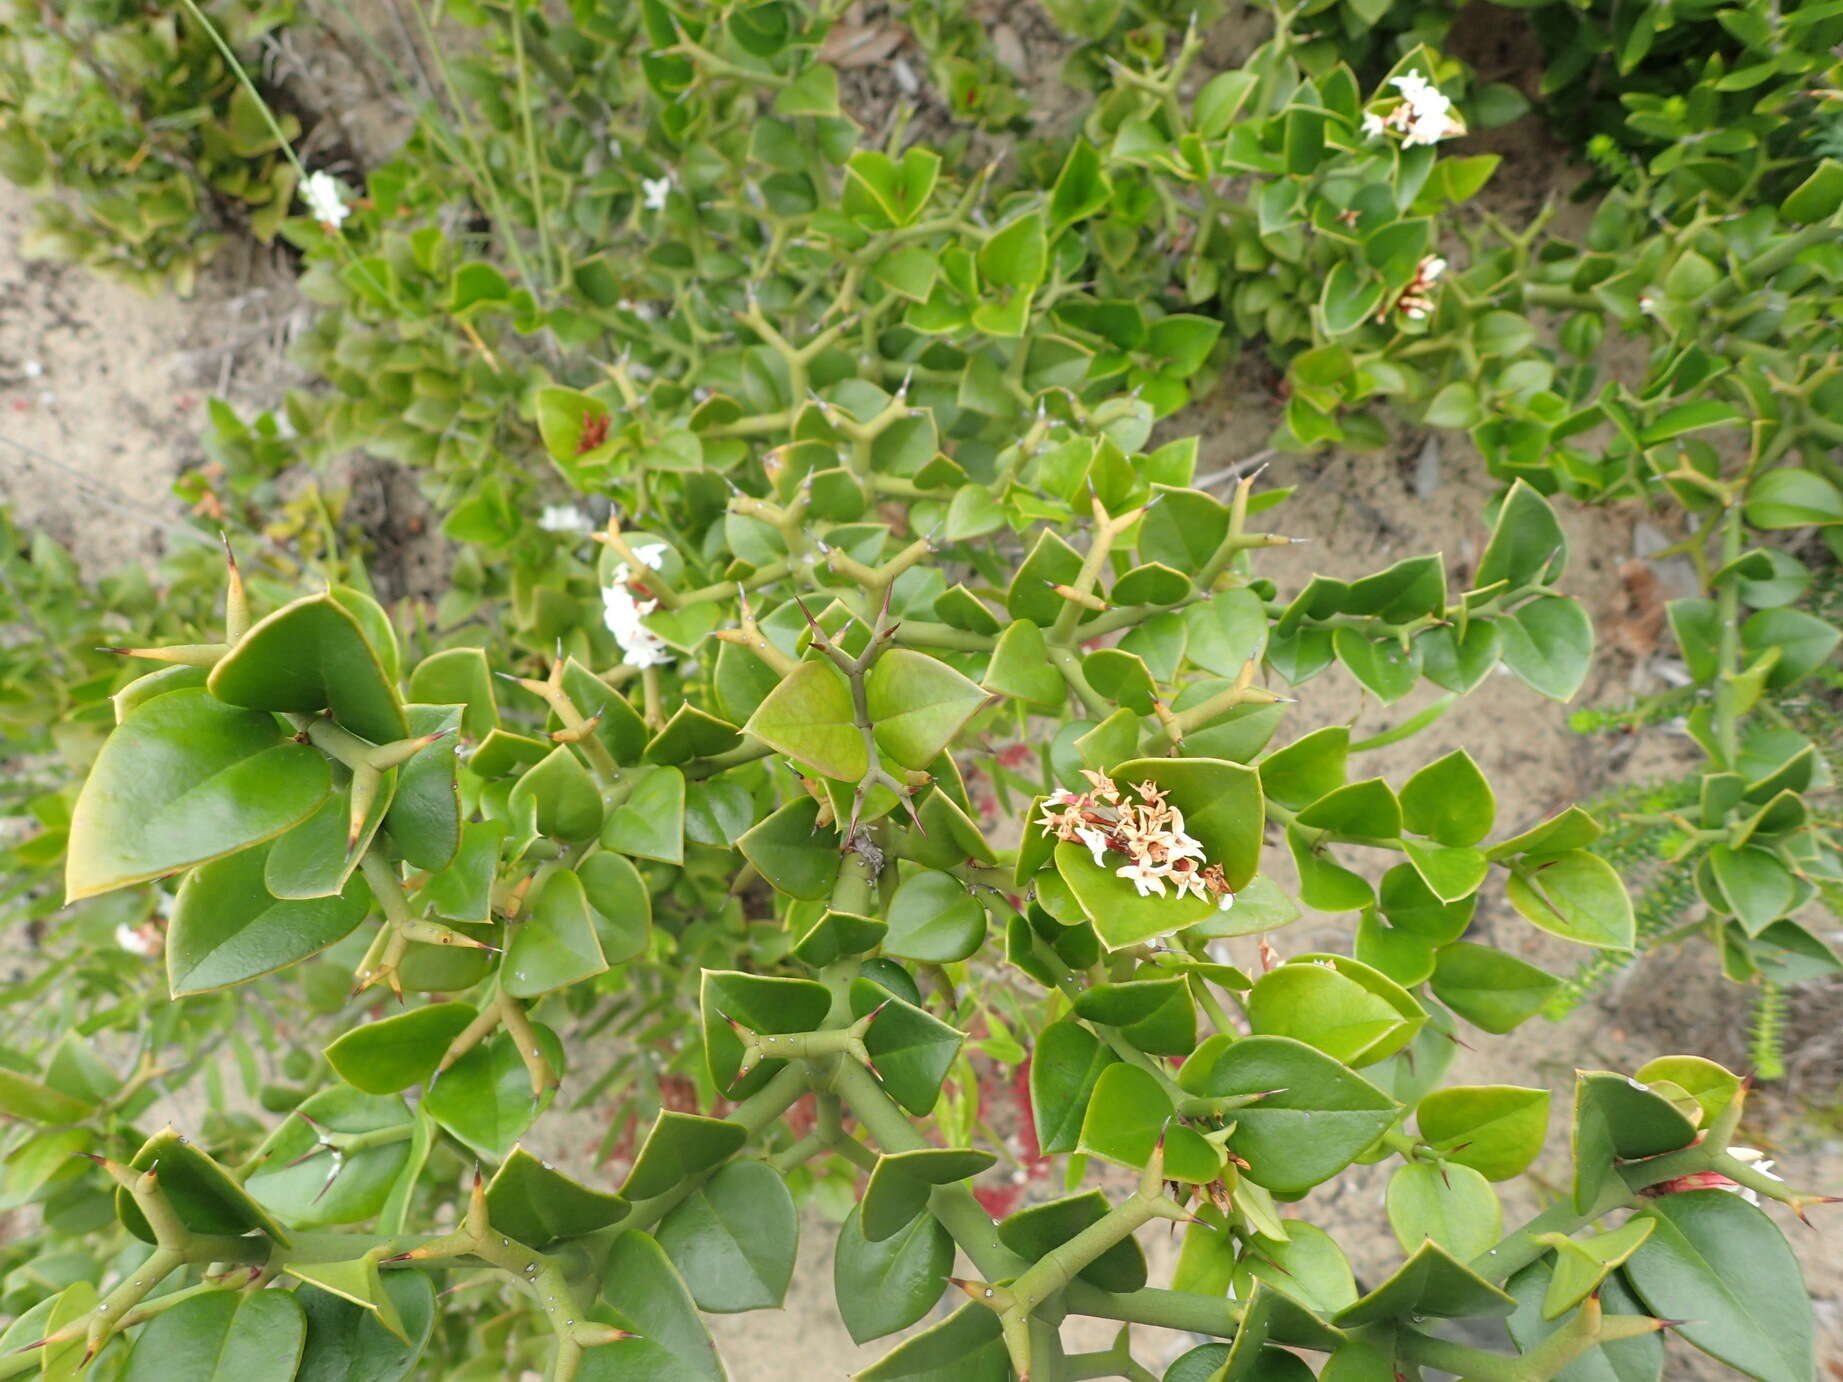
[115,923,161,959]
[642,175,672,211]
[1421,255,1447,283]
[538,504,592,534]
[1391,73,1464,147]
[301,170,350,228]
[603,545,674,669]
[1391,72,1433,104]
[1217,890,1235,912]
[1361,111,1386,139]
[1116,860,1169,898]
[1169,860,1209,903]
[1075,826,1112,869]
[602,584,671,668]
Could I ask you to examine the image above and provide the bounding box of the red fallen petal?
[1642,1171,1739,1196]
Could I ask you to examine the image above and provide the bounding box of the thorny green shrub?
[0,0,299,294]
[14,397,1835,1382]
[1041,17,1843,1004]
[1281,0,1843,199]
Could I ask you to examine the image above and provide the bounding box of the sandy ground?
[4,4,1842,1377]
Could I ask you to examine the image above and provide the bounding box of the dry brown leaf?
[818,21,906,69]
[1608,558,1666,657]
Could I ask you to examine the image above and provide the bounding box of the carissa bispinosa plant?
[16,418,1833,1381]
[1,3,1837,1381]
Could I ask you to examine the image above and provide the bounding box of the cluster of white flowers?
[642,174,672,212]
[300,170,350,229]
[1360,72,1465,148]
[1036,770,1235,908]
[538,504,592,534]
[602,542,673,669]
[1391,253,1448,322]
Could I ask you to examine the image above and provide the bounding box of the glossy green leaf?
[417,819,503,923]
[867,649,988,769]
[421,1027,562,1160]
[984,620,1065,705]
[601,764,685,864]
[1259,726,1349,809]
[1030,1018,1117,1154]
[285,1256,409,1345]
[324,1002,476,1095]
[1626,1191,1814,1382]
[620,1111,749,1203]
[246,1088,413,1227]
[1505,1257,1663,1382]
[744,659,865,781]
[1507,850,1634,949]
[1416,1085,1550,1180]
[504,867,609,997]
[1078,1062,1224,1185]
[1333,1240,1516,1325]
[1537,1218,1656,1319]
[1387,1161,1501,1259]
[123,1289,305,1382]
[701,969,832,1096]
[849,981,964,1116]
[883,869,986,963]
[168,841,371,995]
[1478,480,1568,590]
[1632,1056,1740,1127]
[1431,943,1560,1032]
[1743,468,1843,529]
[67,688,330,901]
[384,704,463,871]
[1571,1071,1698,1213]
[862,1148,996,1241]
[263,765,396,900]
[1401,749,1494,847]
[855,1302,1008,1382]
[406,647,498,739]
[486,1145,627,1249]
[509,746,603,842]
[834,1204,952,1344]
[1073,978,1196,1057]
[1297,777,1401,840]
[1178,1035,1401,1193]
[295,1272,435,1382]
[1499,597,1594,701]
[657,1160,797,1312]
[208,592,406,743]
[118,1127,289,1246]
[1231,1221,1358,1315]
[737,796,842,900]
[1246,964,1408,1066]
[0,1069,91,1125]
[1333,629,1420,703]
[579,1230,724,1382]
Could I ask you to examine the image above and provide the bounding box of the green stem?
[620,1064,810,1233]
[1061,1281,1238,1336]
[829,1059,1026,1282]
